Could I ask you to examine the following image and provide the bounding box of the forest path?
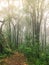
[0,52,28,65]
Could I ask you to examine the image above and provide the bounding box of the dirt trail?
[0,52,28,65]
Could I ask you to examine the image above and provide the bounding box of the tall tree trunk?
[44,21,46,52]
[16,22,19,48]
[0,23,4,53]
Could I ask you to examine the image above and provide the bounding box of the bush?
[18,43,49,65]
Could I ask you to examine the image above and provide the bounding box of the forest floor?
[0,52,28,65]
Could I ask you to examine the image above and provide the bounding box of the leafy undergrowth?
[0,52,28,65]
[18,44,49,65]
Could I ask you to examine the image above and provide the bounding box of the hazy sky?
[0,0,49,28]
[0,0,23,11]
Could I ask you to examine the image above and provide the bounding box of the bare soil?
[0,52,28,65]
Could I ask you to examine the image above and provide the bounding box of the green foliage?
[0,53,7,59]
[18,43,49,65]
[4,48,12,53]
[0,28,49,65]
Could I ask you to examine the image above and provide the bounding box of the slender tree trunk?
[16,22,19,48]
[44,21,46,52]
[0,23,4,53]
